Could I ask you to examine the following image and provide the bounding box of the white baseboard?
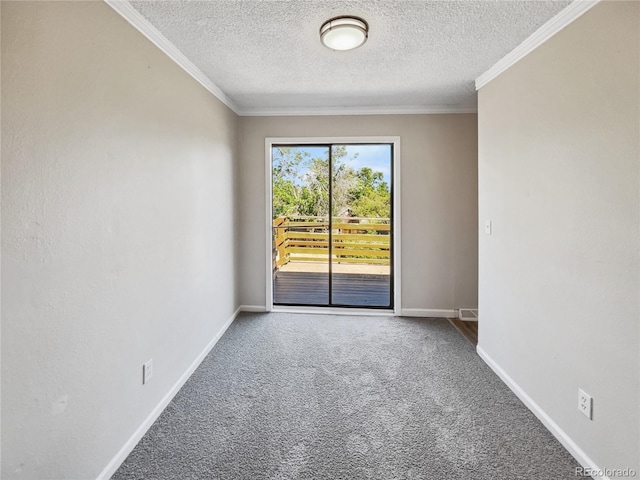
[400,308,457,318]
[97,306,242,480]
[476,345,609,480]
[240,305,267,312]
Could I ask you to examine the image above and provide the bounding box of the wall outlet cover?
[143,359,153,385]
[578,388,592,420]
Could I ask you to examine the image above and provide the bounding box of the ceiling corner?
[104,0,240,114]
[475,0,601,90]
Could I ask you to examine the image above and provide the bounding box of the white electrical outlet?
[143,359,153,385]
[578,388,592,419]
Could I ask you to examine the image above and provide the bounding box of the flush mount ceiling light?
[320,16,369,51]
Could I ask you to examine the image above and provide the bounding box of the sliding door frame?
[265,136,401,316]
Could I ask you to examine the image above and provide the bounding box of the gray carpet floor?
[113,313,580,479]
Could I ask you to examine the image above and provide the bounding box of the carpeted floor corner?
[112,312,580,479]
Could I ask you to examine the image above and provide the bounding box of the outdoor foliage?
[272,146,390,219]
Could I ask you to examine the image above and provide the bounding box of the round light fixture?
[320,16,369,51]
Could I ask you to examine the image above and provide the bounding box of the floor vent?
[458,308,478,321]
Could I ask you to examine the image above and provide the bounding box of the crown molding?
[237,104,477,117]
[475,0,600,90]
[105,1,477,117]
[104,0,240,113]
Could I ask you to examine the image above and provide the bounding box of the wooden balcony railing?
[273,216,391,268]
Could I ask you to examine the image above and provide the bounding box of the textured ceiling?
[128,0,572,112]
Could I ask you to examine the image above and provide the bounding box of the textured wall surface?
[238,114,478,312]
[1,2,239,478]
[478,0,639,472]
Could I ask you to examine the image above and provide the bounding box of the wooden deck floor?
[274,271,391,307]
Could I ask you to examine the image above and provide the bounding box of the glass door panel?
[272,146,330,306]
[330,145,392,307]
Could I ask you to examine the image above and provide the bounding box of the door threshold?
[271,306,396,316]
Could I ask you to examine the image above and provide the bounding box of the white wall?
[1,2,239,478]
[478,0,639,473]
[238,115,478,313]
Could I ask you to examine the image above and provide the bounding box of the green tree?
[272,147,308,219]
[348,167,390,218]
[272,177,298,218]
[272,146,389,219]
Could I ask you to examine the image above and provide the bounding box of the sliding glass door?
[271,143,393,309]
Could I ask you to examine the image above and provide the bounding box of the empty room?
[1,0,638,479]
